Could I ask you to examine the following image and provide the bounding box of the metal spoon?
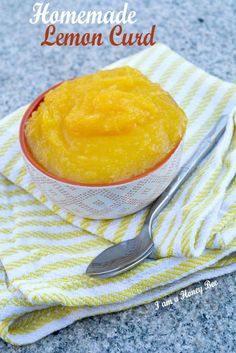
[86,115,228,278]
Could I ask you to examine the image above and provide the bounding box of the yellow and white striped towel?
[0,43,236,345]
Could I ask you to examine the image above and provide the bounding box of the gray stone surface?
[0,0,235,351]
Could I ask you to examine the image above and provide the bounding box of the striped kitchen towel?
[0,42,236,345]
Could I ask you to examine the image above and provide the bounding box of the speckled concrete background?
[0,0,235,352]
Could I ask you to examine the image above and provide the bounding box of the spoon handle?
[146,115,228,228]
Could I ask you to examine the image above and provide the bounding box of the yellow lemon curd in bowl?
[25,67,187,185]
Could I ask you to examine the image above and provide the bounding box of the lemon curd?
[25,67,187,185]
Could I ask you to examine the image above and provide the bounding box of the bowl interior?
[20,82,182,188]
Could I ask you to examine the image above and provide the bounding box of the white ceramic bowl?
[19,83,183,220]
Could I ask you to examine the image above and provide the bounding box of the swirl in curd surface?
[25,67,187,185]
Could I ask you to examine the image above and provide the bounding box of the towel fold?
[0,43,235,345]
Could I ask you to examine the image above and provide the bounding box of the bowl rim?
[19,81,182,188]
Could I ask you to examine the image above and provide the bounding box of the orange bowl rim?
[19,81,183,188]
